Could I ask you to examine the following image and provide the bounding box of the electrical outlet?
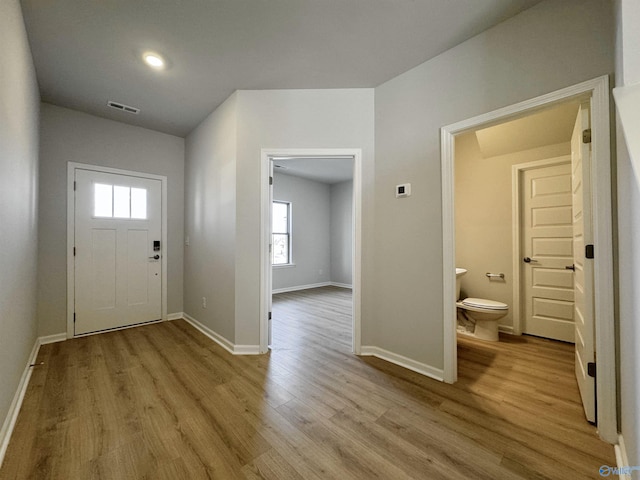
[319,269,323,275]
[185,236,190,246]
[202,296,207,308]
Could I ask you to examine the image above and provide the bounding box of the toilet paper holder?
[486,273,505,279]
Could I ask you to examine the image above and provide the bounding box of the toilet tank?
[455,268,467,300]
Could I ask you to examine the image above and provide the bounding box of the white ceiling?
[274,157,354,185]
[20,0,543,137]
[474,101,580,158]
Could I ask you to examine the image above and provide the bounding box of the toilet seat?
[461,298,508,310]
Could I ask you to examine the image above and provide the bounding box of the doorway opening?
[441,76,616,443]
[260,149,363,355]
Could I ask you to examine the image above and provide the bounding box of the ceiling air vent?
[107,100,140,115]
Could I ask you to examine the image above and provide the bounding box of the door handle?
[565,264,575,271]
[149,255,160,260]
[523,257,538,263]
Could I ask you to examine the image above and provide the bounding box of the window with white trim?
[272,201,291,265]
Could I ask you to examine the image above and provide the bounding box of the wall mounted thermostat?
[396,183,411,198]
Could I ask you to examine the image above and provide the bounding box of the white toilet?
[455,268,508,342]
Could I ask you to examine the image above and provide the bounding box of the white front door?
[571,102,596,423]
[522,159,575,342]
[74,169,162,335]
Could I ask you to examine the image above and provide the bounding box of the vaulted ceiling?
[21,0,543,136]
[475,101,580,158]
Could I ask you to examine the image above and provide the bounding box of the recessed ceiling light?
[143,53,165,69]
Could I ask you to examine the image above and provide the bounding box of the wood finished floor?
[1,286,614,479]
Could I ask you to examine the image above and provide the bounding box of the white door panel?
[572,102,596,423]
[127,229,151,306]
[522,161,575,343]
[90,228,117,310]
[74,169,162,335]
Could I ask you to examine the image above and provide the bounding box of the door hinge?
[269,176,273,185]
[585,244,594,259]
[73,312,76,323]
[587,362,596,378]
[73,181,76,191]
[268,312,272,320]
[582,129,592,144]
[73,247,76,256]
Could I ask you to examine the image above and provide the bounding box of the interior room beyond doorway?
[454,101,580,341]
[269,156,355,350]
[453,98,600,428]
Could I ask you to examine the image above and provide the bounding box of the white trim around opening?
[66,162,168,339]
[440,75,616,444]
[260,148,363,355]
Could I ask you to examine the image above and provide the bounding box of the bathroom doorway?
[441,76,616,443]
[454,100,595,421]
[453,101,580,343]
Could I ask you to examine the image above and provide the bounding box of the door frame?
[259,148,363,355]
[440,75,616,443]
[511,155,572,336]
[66,162,168,338]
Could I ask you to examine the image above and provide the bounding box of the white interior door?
[571,102,596,423]
[74,169,162,335]
[522,159,575,342]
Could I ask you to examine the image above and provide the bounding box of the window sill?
[272,263,296,269]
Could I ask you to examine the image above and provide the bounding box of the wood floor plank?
[276,399,414,480]
[217,390,346,480]
[241,449,309,480]
[331,406,488,480]
[0,286,615,479]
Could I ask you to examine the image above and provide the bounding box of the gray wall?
[616,132,639,475]
[330,180,353,286]
[614,0,640,469]
[184,93,238,343]
[0,0,40,442]
[373,0,613,368]
[272,173,331,290]
[38,104,185,336]
[185,89,374,346]
[235,89,374,345]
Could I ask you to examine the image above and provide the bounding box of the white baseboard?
[39,333,67,345]
[272,282,331,294]
[0,330,67,469]
[458,326,513,338]
[360,346,444,382]
[272,282,353,294]
[181,313,260,355]
[233,345,261,355]
[166,312,184,321]
[0,339,39,469]
[615,434,633,479]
